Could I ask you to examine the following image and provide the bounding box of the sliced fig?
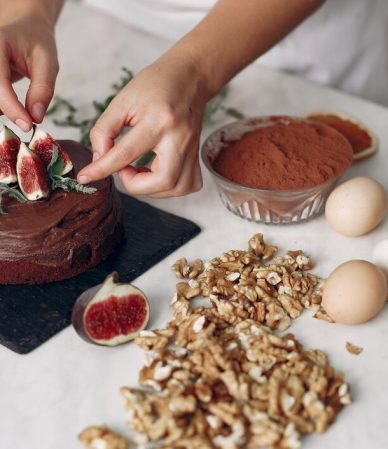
[0,126,21,184]
[16,143,50,200]
[72,272,150,346]
[29,125,73,175]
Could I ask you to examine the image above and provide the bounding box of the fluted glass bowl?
[201,117,348,224]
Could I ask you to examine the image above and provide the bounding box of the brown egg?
[322,260,387,324]
[325,177,386,237]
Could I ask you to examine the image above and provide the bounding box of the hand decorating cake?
[0,125,124,285]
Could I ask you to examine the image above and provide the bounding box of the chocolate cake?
[0,140,124,285]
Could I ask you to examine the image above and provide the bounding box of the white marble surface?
[1,1,388,449]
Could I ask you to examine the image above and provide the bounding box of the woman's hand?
[0,13,59,131]
[77,55,208,198]
[77,0,325,199]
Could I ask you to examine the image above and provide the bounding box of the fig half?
[72,272,150,346]
[0,126,20,184]
[29,125,73,175]
[16,142,50,200]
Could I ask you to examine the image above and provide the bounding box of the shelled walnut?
[124,317,350,449]
[169,233,323,332]
[78,426,129,449]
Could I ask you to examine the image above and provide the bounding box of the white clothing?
[85,0,388,105]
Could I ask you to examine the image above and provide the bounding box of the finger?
[89,95,129,159]
[77,123,156,184]
[25,49,59,123]
[115,165,151,192]
[117,139,188,196]
[0,50,32,131]
[148,150,202,198]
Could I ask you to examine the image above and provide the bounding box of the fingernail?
[15,119,30,132]
[78,175,91,184]
[32,102,46,122]
[92,152,101,162]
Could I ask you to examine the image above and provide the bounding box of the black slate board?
[0,194,200,354]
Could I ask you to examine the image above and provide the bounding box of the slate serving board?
[0,194,200,354]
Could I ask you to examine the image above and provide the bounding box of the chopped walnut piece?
[78,426,129,449]
[346,342,363,355]
[313,307,335,323]
[171,258,204,279]
[248,233,278,260]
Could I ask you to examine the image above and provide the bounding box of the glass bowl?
[201,117,349,224]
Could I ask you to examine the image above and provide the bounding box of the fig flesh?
[29,125,73,175]
[16,143,50,200]
[72,272,150,346]
[0,126,20,184]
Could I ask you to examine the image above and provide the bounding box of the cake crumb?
[346,342,363,355]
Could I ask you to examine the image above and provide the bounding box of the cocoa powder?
[213,118,353,190]
[307,113,372,155]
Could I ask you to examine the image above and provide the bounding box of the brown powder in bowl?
[307,113,372,156]
[212,117,353,190]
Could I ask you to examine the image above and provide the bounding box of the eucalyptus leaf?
[0,183,27,214]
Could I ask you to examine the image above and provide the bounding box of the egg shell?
[325,177,386,237]
[372,239,388,279]
[322,260,387,324]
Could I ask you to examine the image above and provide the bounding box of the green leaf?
[0,182,27,214]
[47,97,77,116]
[47,145,65,176]
[0,192,6,215]
[47,145,59,172]
[221,106,246,120]
[202,85,245,126]
[50,175,97,195]
[46,67,245,148]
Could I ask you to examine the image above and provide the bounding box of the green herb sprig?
[203,85,245,125]
[48,146,97,194]
[47,68,134,147]
[0,182,27,215]
[47,67,245,168]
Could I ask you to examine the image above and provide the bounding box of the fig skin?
[72,272,150,347]
[16,142,50,200]
[29,125,73,175]
[0,126,20,184]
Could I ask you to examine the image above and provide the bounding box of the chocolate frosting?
[0,141,122,264]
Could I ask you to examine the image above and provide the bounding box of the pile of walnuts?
[170,233,325,332]
[79,234,350,449]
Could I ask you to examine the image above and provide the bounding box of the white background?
[0,1,387,448]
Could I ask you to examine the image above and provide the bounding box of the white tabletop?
[1,2,388,449]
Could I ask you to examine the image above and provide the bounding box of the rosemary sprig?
[47,68,134,147]
[0,182,27,215]
[47,67,245,167]
[48,147,97,195]
[50,175,97,194]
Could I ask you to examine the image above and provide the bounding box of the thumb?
[25,49,59,123]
